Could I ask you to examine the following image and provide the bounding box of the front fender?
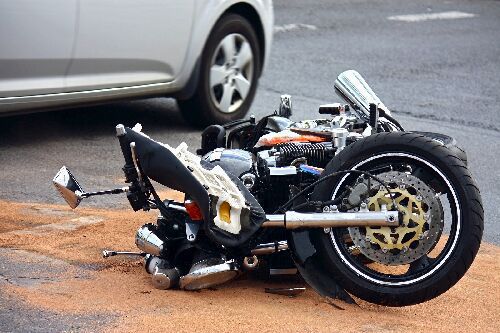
[287,229,355,303]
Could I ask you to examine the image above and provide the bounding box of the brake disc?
[348,171,443,265]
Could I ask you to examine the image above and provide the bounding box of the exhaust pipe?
[135,224,164,256]
[251,241,289,255]
[262,209,399,229]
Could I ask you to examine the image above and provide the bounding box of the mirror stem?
[80,187,129,198]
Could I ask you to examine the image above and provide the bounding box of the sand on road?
[0,200,498,333]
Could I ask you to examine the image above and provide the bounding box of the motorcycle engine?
[203,148,261,192]
[258,142,335,168]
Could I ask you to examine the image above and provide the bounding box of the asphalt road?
[1,0,499,248]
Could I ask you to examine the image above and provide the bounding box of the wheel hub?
[209,33,254,114]
[349,171,443,265]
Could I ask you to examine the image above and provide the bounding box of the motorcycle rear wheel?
[310,132,483,306]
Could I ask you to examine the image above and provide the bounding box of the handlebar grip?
[318,107,333,114]
[318,103,344,115]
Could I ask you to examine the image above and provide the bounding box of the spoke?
[235,41,253,69]
[210,65,227,88]
[233,74,251,100]
[221,34,236,61]
[219,83,235,112]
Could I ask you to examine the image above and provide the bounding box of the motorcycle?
[53,70,483,306]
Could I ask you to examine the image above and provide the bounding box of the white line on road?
[387,11,476,23]
[274,23,318,34]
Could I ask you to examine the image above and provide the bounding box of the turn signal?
[184,200,203,221]
[219,201,231,224]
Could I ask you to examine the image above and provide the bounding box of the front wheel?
[178,13,261,127]
[308,132,483,306]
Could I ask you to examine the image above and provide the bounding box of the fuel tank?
[203,149,257,185]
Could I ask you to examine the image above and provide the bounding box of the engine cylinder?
[275,142,333,167]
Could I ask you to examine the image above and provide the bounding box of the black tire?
[178,14,261,128]
[412,131,468,166]
[310,132,483,306]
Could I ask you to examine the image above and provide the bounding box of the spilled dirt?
[0,199,498,333]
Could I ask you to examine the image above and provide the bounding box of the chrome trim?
[102,250,145,258]
[0,81,171,102]
[242,255,259,269]
[52,166,84,209]
[166,202,187,213]
[269,166,297,176]
[152,266,180,290]
[135,225,164,256]
[129,142,143,184]
[251,241,288,255]
[334,70,391,117]
[332,128,349,152]
[179,260,239,291]
[263,210,399,229]
[278,94,292,118]
[115,124,126,137]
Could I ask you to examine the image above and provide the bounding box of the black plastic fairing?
[124,128,211,224]
[123,128,266,248]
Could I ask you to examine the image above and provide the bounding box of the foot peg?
[179,258,239,291]
[102,250,146,258]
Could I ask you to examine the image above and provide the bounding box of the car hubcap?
[209,33,254,114]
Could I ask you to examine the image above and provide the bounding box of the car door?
[65,0,195,92]
[0,0,77,98]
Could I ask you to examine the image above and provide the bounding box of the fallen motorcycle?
[53,70,483,306]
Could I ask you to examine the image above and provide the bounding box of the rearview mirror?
[53,166,84,209]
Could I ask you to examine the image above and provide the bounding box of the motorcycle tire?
[309,131,483,306]
[412,131,468,166]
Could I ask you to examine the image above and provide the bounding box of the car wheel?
[178,13,261,127]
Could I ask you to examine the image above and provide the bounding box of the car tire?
[178,13,261,128]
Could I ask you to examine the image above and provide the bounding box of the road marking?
[387,11,476,22]
[274,23,318,34]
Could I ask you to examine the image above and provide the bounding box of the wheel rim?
[209,33,254,114]
[329,153,461,286]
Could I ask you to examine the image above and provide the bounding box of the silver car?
[0,0,273,126]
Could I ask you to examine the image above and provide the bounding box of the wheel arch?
[175,2,267,101]
[225,2,266,77]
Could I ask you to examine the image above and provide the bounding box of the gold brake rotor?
[348,171,443,265]
[367,187,427,251]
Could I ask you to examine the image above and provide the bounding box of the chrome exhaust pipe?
[144,255,180,289]
[251,241,289,255]
[135,224,164,256]
[334,70,391,117]
[262,209,399,229]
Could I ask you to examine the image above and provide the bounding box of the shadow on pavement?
[0,97,189,146]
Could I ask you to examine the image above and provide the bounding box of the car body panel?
[0,0,77,97]
[65,0,195,92]
[0,0,273,115]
